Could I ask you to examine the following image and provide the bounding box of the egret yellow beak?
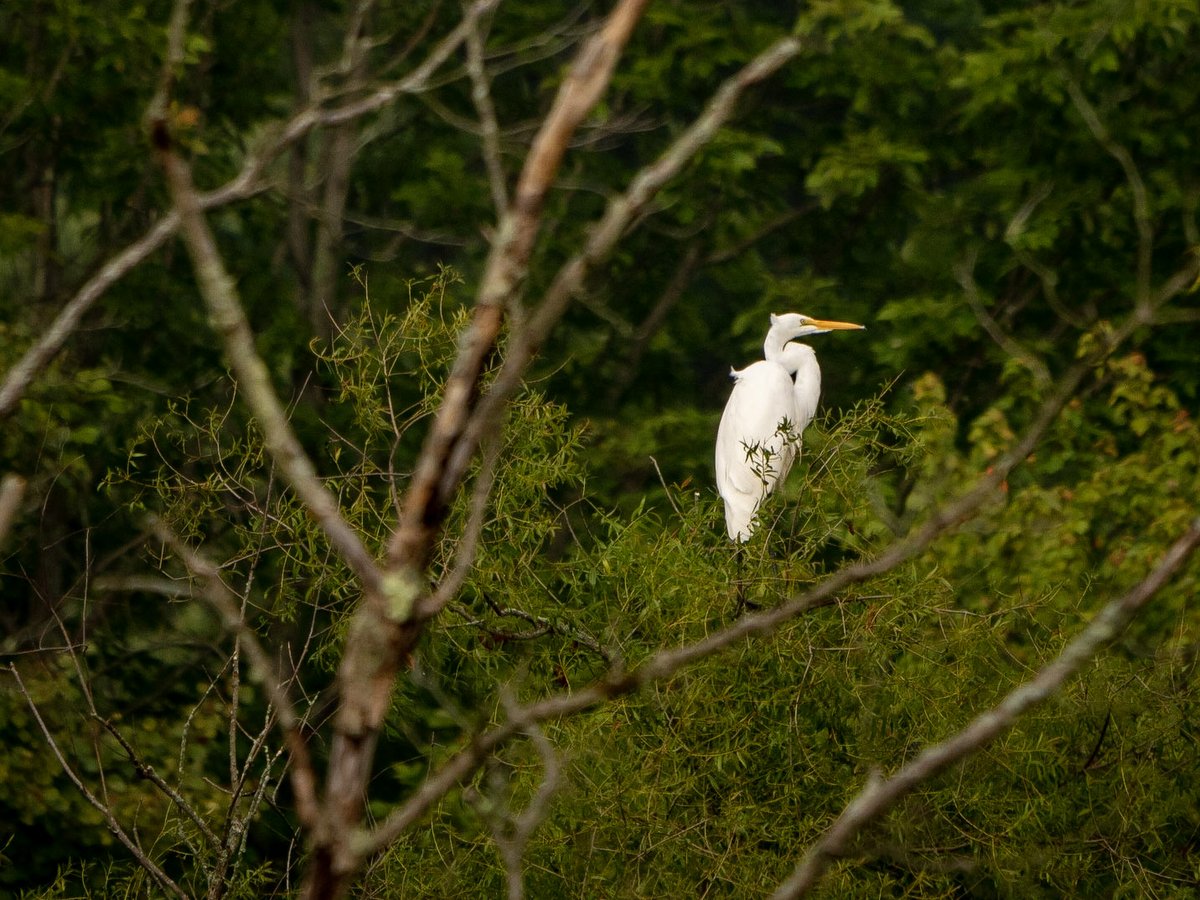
[808,318,865,331]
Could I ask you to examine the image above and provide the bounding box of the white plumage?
[715,312,863,541]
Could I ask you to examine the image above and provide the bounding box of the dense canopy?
[1,1,1199,897]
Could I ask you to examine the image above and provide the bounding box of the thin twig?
[1064,77,1154,312]
[772,517,1200,899]
[955,252,1051,383]
[7,664,189,899]
[318,0,501,129]
[150,517,320,829]
[465,7,509,215]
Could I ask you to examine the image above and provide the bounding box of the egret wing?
[715,362,799,539]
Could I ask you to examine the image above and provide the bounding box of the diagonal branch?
[150,517,321,829]
[0,0,499,421]
[153,133,385,602]
[771,516,1200,899]
[1064,77,1154,311]
[423,35,806,558]
[7,664,188,899]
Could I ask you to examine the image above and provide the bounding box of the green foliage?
[360,348,1200,898]
[3,0,1200,895]
[8,265,1200,896]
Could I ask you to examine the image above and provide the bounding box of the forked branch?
[7,665,188,899]
[0,0,499,420]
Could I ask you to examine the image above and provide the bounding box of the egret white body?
[715,313,863,541]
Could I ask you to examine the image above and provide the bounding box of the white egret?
[715,312,864,542]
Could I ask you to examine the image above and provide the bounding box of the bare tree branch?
[0,0,499,421]
[303,6,651,894]
[465,7,509,216]
[153,135,385,603]
[150,517,321,830]
[7,664,189,899]
[0,473,26,550]
[771,516,1200,899]
[317,0,501,129]
[0,214,182,419]
[1064,77,1154,312]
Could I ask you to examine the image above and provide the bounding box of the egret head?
[769,311,865,338]
[764,312,864,360]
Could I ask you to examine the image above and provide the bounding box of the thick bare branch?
[388,0,651,573]
[772,517,1200,899]
[302,8,649,895]
[154,136,384,603]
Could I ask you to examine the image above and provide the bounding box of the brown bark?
[303,4,651,896]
